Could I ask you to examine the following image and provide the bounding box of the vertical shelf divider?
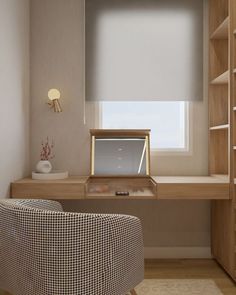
[210,0,236,281]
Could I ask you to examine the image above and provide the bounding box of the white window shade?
[86,0,203,101]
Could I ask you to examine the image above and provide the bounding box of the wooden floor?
[1,259,235,295]
[145,259,236,295]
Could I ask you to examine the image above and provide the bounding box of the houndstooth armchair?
[0,199,144,295]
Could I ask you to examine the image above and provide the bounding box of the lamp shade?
[48,89,61,101]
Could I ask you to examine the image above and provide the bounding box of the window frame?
[98,101,191,155]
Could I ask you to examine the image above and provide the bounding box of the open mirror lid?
[90,129,151,177]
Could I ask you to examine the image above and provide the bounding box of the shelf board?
[209,124,229,130]
[210,174,229,182]
[211,16,229,39]
[211,70,229,85]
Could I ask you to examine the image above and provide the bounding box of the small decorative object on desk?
[35,137,54,173]
[33,137,68,180]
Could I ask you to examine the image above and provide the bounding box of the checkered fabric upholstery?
[0,199,144,295]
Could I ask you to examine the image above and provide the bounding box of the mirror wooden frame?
[90,129,151,177]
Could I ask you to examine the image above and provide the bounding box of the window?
[100,101,189,151]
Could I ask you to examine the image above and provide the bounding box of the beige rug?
[130,279,223,295]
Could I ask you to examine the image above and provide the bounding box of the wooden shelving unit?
[209,0,236,282]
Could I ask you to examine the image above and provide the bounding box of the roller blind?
[86,0,203,101]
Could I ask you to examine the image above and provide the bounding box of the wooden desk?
[11,175,230,200]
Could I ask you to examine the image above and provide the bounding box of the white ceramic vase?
[35,160,52,174]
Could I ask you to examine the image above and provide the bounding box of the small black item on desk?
[115,191,129,196]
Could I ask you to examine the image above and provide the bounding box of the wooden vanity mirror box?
[86,129,157,199]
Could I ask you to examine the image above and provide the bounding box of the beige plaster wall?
[30,0,210,248]
[0,0,30,199]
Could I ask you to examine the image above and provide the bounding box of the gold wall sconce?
[48,89,62,113]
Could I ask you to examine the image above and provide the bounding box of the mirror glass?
[94,137,147,175]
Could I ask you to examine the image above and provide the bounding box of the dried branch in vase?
[40,137,55,161]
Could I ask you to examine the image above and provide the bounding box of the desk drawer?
[11,182,85,199]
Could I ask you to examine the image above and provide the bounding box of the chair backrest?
[0,199,65,294]
[0,199,144,295]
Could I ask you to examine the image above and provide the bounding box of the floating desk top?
[153,175,229,183]
[13,176,89,184]
[11,175,230,200]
